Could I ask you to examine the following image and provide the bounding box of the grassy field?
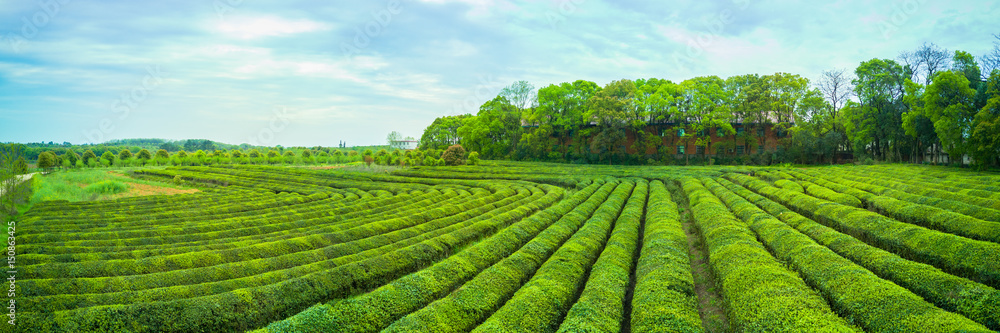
[28,168,199,203]
[10,162,1000,332]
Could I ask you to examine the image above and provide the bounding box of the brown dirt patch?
[104,182,199,200]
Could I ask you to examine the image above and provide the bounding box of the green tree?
[459,96,522,159]
[419,115,470,150]
[587,79,636,163]
[953,50,982,89]
[118,149,132,161]
[970,70,1000,168]
[101,151,116,166]
[156,149,170,159]
[37,151,57,170]
[0,144,30,219]
[527,80,601,160]
[923,70,977,161]
[136,149,152,161]
[82,150,97,165]
[67,151,80,167]
[850,58,910,161]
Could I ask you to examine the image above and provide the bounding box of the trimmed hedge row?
[20,189,466,264]
[792,171,1000,243]
[380,182,620,333]
[470,181,635,332]
[18,190,454,263]
[728,173,1000,289]
[629,180,703,333]
[833,168,1000,211]
[716,177,1000,331]
[703,178,992,332]
[861,166,1000,200]
[19,192,498,303]
[257,181,608,333]
[18,188,426,245]
[23,188,515,279]
[19,184,565,332]
[557,179,648,333]
[802,181,863,208]
[774,179,804,193]
[801,169,1000,223]
[682,177,860,332]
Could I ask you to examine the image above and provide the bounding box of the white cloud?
[214,16,332,39]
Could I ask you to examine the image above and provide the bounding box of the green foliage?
[37,151,57,169]
[467,151,480,166]
[84,180,129,195]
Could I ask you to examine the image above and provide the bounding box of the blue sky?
[1,0,998,147]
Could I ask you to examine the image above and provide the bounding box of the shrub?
[467,152,480,166]
[84,181,128,195]
[441,145,466,166]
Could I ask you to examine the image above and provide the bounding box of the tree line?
[420,37,1000,168]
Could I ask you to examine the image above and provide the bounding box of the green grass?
[30,168,197,203]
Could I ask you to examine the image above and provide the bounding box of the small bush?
[441,145,467,166]
[84,180,128,195]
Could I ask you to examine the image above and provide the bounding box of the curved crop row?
[703,178,992,332]
[470,180,635,332]
[379,182,620,333]
[716,177,1000,330]
[799,169,1000,224]
[19,183,564,332]
[728,173,1000,288]
[833,168,1000,211]
[19,189,462,263]
[257,181,609,333]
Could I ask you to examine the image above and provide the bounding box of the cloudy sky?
[1,0,998,147]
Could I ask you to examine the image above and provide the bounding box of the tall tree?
[386,131,403,149]
[499,80,536,112]
[587,79,636,163]
[851,58,910,161]
[419,115,471,150]
[0,144,29,219]
[911,42,951,86]
[727,74,771,153]
[980,34,1000,79]
[37,151,57,170]
[953,50,983,89]
[459,96,523,159]
[923,70,977,162]
[970,70,1000,168]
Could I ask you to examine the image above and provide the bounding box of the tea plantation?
[11,162,1000,332]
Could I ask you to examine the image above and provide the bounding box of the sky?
[0,0,998,147]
